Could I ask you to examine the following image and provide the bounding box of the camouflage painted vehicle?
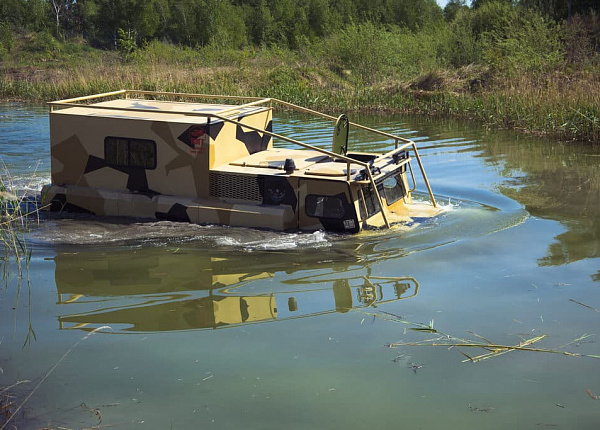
[42,90,440,233]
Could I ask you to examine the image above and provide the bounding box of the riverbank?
[1,43,598,143]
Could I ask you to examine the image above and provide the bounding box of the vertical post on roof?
[365,168,390,228]
[411,143,437,208]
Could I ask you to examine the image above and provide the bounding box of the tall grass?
[0,163,41,352]
[0,168,31,286]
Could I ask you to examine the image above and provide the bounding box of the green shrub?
[444,9,483,67]
[23,31,60,58]
[0,23,14,56]
[492,11,563,74]
[117,28,137,62]
[320,22,398,83]
[562,14,600,68]
[393,27,448,77]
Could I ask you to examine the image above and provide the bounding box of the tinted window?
[382,173,406,205]
[306,195,345,219]
[105,137,129,166]
[105,137,156,169]
[358,186,381,219]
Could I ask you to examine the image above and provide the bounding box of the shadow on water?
[486,139,600,272]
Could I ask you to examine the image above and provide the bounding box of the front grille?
[209,172,263,202]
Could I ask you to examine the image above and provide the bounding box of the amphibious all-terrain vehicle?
[42,90,440,233]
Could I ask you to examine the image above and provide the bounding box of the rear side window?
[105,137,156,169]
[306,195,345,219]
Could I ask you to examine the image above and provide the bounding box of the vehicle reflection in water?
[54,248,418,332]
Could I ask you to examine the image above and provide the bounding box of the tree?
[518,0,599,21]
[0,0,25,28]
[471,0,514,9]
[135,0,170,42]
[444,0,469,22]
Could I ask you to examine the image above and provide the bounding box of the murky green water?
[1,105,599,429]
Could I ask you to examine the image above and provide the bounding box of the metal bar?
[411,143,437,207]
[269,98,435,209]
[358,188,369,223]
[271,98,414,144]
[48,102,218,117]
[216,98,273,117]
[125,90,266,103]
[208,112,371,169]
[407,162,417,193]
[373,143,413,163]
[365,166,390,228]
[49,89,127,105]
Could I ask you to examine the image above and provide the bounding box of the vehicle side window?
[358,186,381,219]
[105,137,156,169]
[306,195,345,219]
[382,173,406,205]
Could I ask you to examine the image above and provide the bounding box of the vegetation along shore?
[0,0,599,142]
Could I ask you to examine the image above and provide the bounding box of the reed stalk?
[0,165,31,286]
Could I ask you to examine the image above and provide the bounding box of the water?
[1,104,599,429]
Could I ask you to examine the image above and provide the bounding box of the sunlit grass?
[1,40,598,142]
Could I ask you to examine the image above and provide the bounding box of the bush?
[444,9,484,67]
[492,11,563,74]
[562,14,600,67]
[0,23,14,56]
[320,22,391,82]
[117,28,137,62]
[442,3,564,74]
[131,40,200,65]
[319,22,437,83]
[23,31,60,58]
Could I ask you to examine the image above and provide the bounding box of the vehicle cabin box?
[43,91,439,233]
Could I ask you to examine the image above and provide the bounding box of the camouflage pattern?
[42,92,439,233]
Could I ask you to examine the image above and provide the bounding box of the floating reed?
[359,310,600,363]
[569,298,600,312]
[389,334,600,363]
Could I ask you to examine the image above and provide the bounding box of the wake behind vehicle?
[42,90,440,233]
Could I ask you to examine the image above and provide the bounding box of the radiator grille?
[210,172,263,202]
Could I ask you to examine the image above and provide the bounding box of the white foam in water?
[28,214,334,251]
[214,230,330,250]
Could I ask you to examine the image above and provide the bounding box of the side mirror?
[332,114,349,155]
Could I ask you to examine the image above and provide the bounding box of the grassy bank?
[1,38,598,143]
